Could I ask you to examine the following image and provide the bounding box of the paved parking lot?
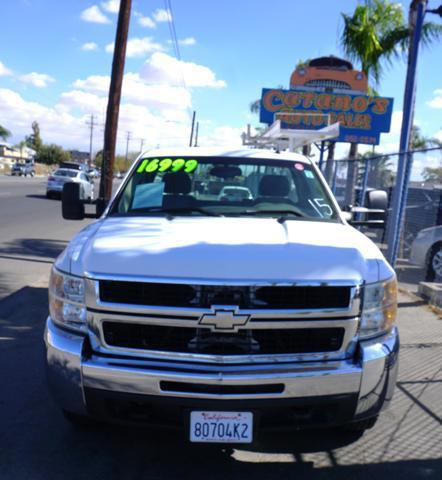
[0,175,441,479]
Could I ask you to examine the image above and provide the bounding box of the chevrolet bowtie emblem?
[199,306,250,331]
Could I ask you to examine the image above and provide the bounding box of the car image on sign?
[190,411,253,443]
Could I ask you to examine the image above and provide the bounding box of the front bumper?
[44,317,399,427]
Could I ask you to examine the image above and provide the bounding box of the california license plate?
[190,411,253,443]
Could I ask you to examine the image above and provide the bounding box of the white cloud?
[72,75,110,95]
[152,8,172,22]
[18,72,55,88]
[57,90,107,114]
[72,72,191,111]
[140,52,226,88]
[81,42,98,51]
[105,37,163,57]
[101,0,119,13]
[427,89,442,109]
[179,37,196,46]
[434,129,442,142]
[138,15,156,28]
[80,5,110,24]
[199,126,244,148]
[0,88,87,148]
[0,60,12,76]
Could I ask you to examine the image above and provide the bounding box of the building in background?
[69,150,89,164]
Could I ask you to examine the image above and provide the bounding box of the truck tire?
[426,242,442,281]
[341,415,378,432]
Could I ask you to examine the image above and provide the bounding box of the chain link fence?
[321,147,442,290]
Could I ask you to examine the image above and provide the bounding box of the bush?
[35,144,71,165]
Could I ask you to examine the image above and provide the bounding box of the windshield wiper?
[129,206,222,217]
[240,208,306,222]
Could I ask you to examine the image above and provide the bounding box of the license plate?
[190,411,253,443]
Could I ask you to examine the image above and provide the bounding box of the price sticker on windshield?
[137,158,199,174]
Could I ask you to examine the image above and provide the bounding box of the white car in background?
[410,226,442,280]
[46,168,94,200]
[218,185,253,201]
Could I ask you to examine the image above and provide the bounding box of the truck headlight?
[49,267,87,333]
[360,277,397,339]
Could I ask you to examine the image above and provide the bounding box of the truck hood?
[56,216,393,284]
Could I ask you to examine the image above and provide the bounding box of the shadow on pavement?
[0,238,67,260]
[26,194,54,200]
[0,287,441,480]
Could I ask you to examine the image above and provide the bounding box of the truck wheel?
[341,416,378,432]
[62,409,96,427]
[426,242,442,282]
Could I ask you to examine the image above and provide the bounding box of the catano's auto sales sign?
[260,88,394,145]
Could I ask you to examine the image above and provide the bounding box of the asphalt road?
[0,175,441,479]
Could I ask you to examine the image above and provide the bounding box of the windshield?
[53,169,77,178]
[109,156,339,221]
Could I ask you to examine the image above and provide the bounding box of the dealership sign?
[260,88,394,145]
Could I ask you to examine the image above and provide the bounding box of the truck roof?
[139,147,312,164]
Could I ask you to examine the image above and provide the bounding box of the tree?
[26,121,43,153]
[15,140,28,159]
[409,125,441,150]
[341,0,441,202]
[422,167,442,184]
[0,124,11,141]
[35,144,71,165]
[341,0,442,88]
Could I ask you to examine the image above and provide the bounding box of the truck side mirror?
[366,189,388,211]
[62,183,85,220]
[366,189,388,222]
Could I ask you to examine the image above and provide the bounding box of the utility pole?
[125,131,132,162]
[85,114,96,168]
[189,110,196,147]
[98,0,132,203]
[194,121,199,147]
[140,139,144,153]
[386,0,428,265]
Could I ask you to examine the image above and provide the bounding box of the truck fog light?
[49,267,87,333]
[360,277,397,339]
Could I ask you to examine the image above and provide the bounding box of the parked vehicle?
[11,162,35,177]
[88,168,100,178]
[46,168,94,200]
[401,187,442,256]
[218,185,253,201]
[60,161,87,171]
[410,225,442,280]
[45,148,398,442]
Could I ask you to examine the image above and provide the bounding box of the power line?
[163,0,194,122]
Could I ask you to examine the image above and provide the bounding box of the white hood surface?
[57,216,393,284]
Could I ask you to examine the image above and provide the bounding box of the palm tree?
[341,0,442,88]
[0,124,11,142]
[340,0,442,205]
[410,124,441,150]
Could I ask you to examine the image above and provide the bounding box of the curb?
[418,282,442,313]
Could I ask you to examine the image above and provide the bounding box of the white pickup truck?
[45,147,398,443]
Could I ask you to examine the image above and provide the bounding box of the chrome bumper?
[44,317,399,420]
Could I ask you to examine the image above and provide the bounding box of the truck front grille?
[99,281,351,310]
[102,322,345,356]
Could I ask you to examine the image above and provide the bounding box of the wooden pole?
[99,0,132,202]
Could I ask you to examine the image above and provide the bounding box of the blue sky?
[0,0,441,165]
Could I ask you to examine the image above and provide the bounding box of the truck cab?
[45,147,398,443]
